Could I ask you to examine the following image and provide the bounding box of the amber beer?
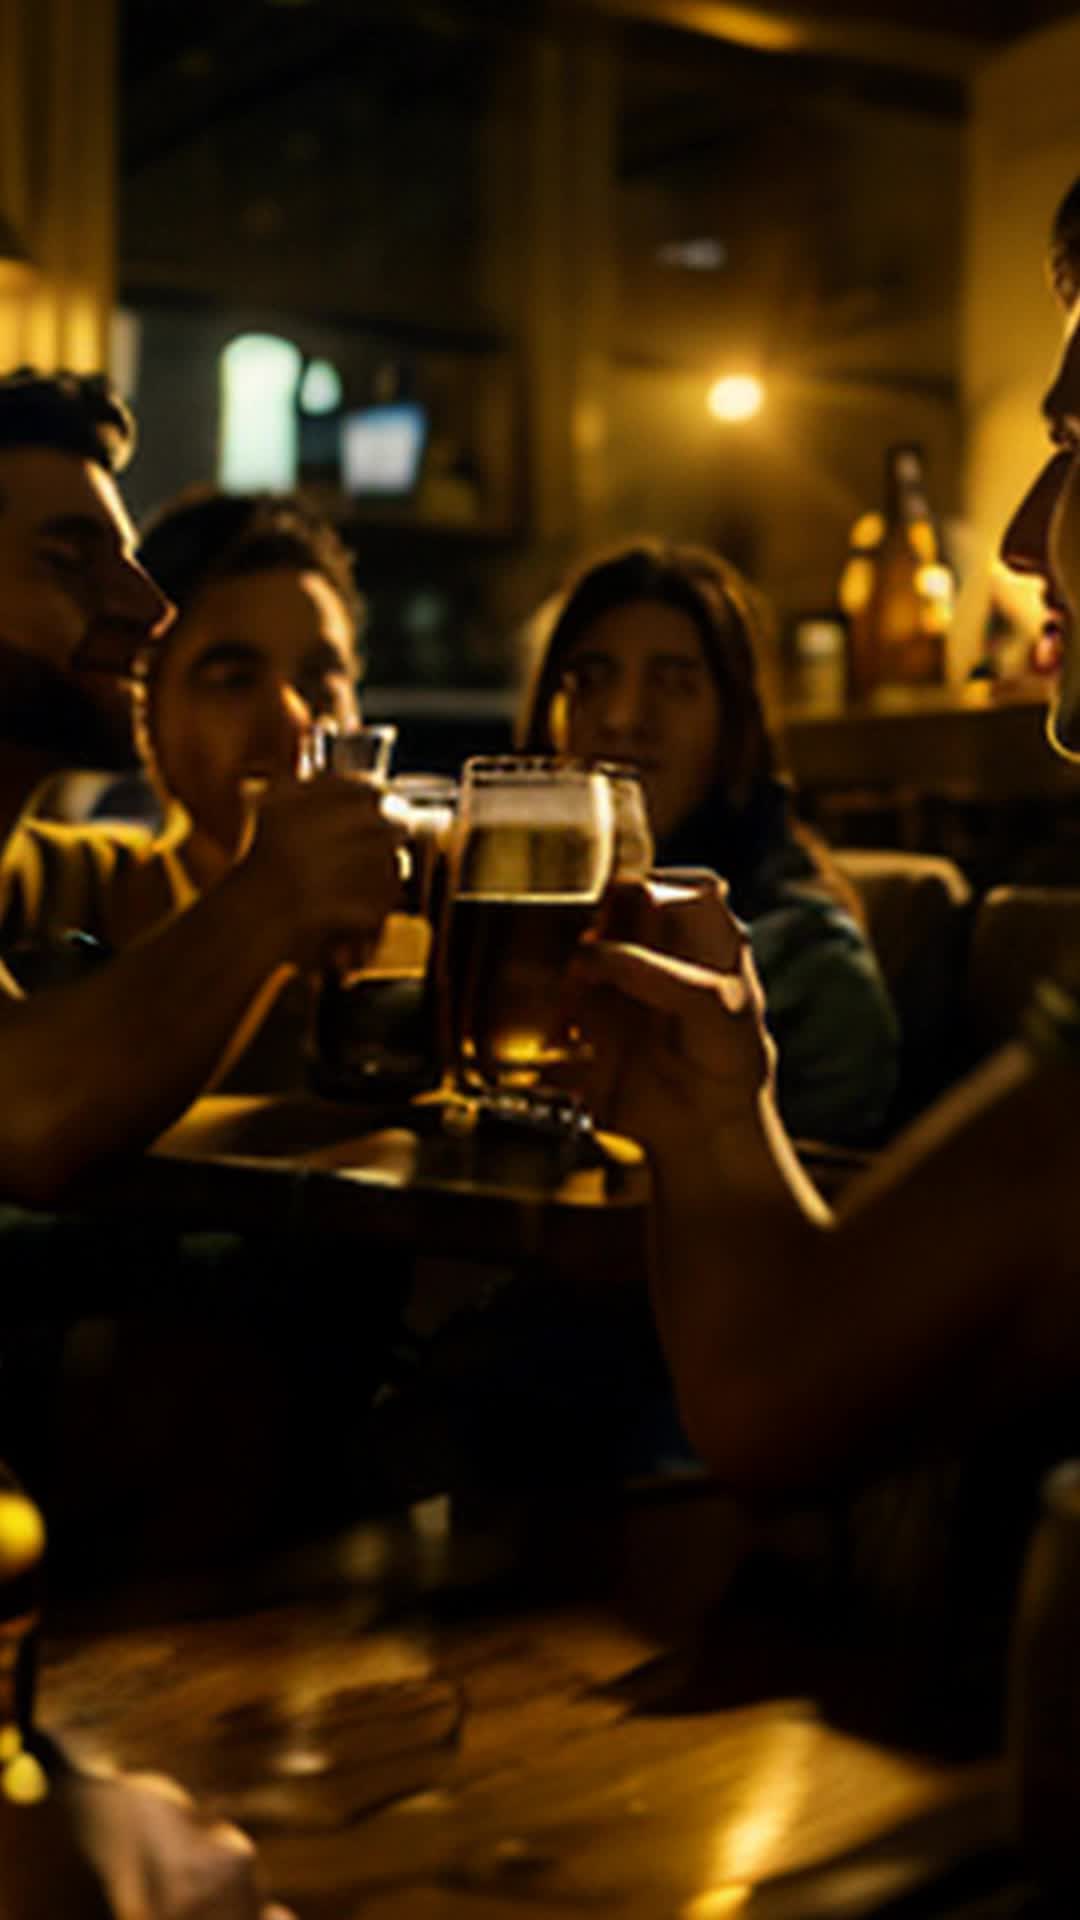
[444,762,613,1092]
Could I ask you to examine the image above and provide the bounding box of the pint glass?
[442,757,614,1093]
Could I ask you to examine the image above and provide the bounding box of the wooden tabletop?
[39,1498,1011,1920]
[81,1092,652,1283]
[82,1091,865,1271]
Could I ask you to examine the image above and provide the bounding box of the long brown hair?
[518,538,863,924]
[519,539,779,806]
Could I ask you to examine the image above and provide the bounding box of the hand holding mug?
[573,869,775,1146]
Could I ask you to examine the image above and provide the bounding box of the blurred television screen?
[340,401,429,497]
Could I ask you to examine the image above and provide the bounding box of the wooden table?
[39,1506,1012,1920]
[84,1092,864,1267]
[82,1092,652,1286]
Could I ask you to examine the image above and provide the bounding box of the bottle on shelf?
[838,443,954,703]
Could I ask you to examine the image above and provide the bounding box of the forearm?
[645,1086,830,1472]
[648,1045,1078,1495]
[0,865,294,1203]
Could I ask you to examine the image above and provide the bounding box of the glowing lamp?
[299,358,343,416]
[707,375,764,424]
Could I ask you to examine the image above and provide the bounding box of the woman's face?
[148,566,359,856]
[561,599,723,843]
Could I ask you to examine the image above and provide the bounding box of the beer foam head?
[459,820,610,899]
[464,773,606,826]
[457,760,612,898]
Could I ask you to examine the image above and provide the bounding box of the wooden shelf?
[784,693,1080,804]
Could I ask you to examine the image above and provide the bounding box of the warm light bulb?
[2,1752,48,1806]
[0,1493,45,1577]
[707,375,764,423]
[851,512,885,549]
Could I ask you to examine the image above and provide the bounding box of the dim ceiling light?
[656,238,727,271]
[707,375,764,424]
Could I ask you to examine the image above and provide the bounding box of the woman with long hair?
[520,538,898,1144]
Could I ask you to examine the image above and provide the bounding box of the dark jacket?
[660,776,899,1145]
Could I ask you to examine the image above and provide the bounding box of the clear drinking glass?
[386,775,458,920]
[440,756,614,1096]
[592,762,654,879]
[306,722,440,1098]
[311,722,398,783]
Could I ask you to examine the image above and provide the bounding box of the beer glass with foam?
[442,757,614,1095]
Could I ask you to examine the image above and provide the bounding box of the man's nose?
[80,560,174,678]
[111,556,174,637]
[1000,450,1072,578]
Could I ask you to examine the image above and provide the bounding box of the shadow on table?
[741,1790,1060,1919]
[594,1532,1010,1765]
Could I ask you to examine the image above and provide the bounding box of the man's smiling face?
[0,447,171,767]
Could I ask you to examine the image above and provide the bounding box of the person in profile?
[563,176,1080,1630]
[0,371,402,1910]
[519,540,899,1145]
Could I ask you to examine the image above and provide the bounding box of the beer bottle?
[839,443,954,701]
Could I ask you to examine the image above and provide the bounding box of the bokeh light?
[707,375,765,423]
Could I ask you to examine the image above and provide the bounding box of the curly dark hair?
[137,487,364,640]
[0,367,136,474]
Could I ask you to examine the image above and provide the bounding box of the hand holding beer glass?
[307,729,467,1100]
[442,757,614,1103]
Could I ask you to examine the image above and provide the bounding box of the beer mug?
[386,774,458,921]
[1007,1460,1080,1890]
[441,756,614,1096]
[593,762,654,880]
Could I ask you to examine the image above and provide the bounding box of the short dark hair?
[0,367,136,473]
[137,487,364,642]
[1050,176,1080,308]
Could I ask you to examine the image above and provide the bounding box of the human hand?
[237,772,405,969]
[0,1744,293,1918]
[575,872,775,1152]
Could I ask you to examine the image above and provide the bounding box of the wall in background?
[958,13,1080,678]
